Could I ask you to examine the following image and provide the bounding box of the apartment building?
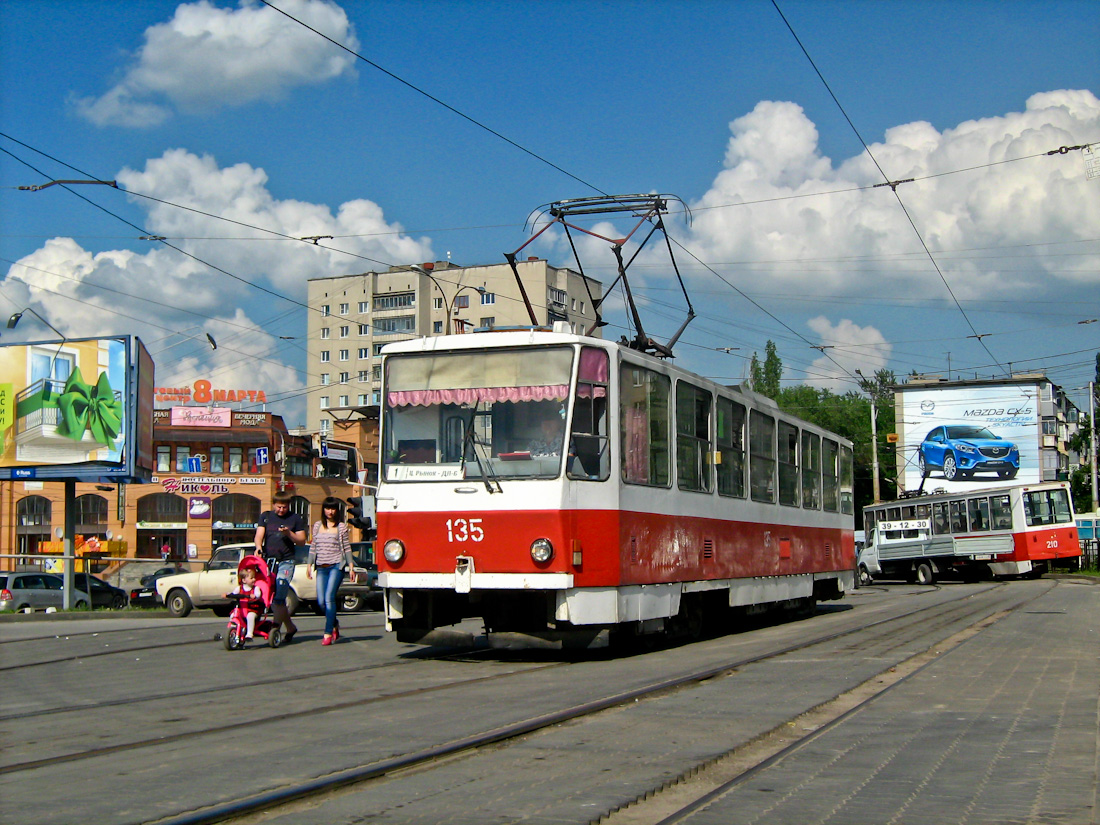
[305,258,603,435]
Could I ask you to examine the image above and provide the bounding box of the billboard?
[0,336,154,482]
[898,384,1040,493]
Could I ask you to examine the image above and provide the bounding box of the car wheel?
[166,589,193,618]
[76,599,90,610]
[918,453,928,477]
[858,564,873,587]
[340,594,364,612]
[915,561,934,585]
[111,594,127,610]
[942,454,958,480]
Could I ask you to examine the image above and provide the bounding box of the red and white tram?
[375,329,856,648]
[859,481,1081,584]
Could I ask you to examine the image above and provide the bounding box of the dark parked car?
[73,573,129,609]
[139,565,186,587]
[919,425,1020,481]
[1,572,91,611]
[337,542,380,611]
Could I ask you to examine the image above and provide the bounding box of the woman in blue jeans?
[307,497,356,645]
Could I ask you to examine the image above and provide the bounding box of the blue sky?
[2,0,1098,428]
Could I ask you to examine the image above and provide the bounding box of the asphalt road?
[1,578,1097,825]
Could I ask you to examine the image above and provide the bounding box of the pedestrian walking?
[307,496,356,645]
[254,490,306,642]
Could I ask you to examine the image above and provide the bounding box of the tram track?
[136,583,1039,825]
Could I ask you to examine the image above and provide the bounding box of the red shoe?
[332,626,339,642]
[322,635,333,645]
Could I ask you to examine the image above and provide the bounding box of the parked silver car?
[0,572,91,611]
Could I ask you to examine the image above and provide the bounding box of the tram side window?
[620,364,671,487]
[777,422,800,506]
[968,497,991,531]
[950,500,968,533]
[749,410,776,503]
[840,445,854,515]
[932,502,950,534]
[569,347,610,481]
[676,382,713,493]
[716,397,746,498]
[801,431,821,509]
[990,494,1012,529]
[822,439,839,512]
[1024,489,1073,526]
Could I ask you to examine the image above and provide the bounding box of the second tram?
[375,329,856,648]
[859,481,1080,584]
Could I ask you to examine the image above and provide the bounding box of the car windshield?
[945,426,997,440]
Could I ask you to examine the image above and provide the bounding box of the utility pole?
[856,369,882,503]
[1091,381,1098,514]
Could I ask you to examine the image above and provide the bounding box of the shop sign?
[233,412,269,427]
[171,406,232,427]
[189,497,211,518]
[154,379,267,405]
[137,521,187,530]
[160,477,231,495]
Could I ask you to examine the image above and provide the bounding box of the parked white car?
[155,543,316,617]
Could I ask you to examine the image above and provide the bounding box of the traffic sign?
[255,447,269,466]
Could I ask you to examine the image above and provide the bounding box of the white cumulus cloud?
[75,0,358,126]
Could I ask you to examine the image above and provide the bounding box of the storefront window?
[209,446,224,473]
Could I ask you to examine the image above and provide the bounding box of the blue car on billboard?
[918,425,1019,481]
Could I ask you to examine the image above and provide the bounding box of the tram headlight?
[383,539,406,563]
[530,538,554,563]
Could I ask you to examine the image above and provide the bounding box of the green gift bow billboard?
[0,336,154,482]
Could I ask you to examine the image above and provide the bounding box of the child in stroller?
[223,554,282,649]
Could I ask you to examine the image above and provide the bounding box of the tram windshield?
[382,346,609,483]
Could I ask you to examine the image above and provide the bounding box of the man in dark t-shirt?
[254,491,306,641]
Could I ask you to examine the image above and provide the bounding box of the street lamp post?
[856,370,882,503]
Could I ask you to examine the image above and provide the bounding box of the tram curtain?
[386,348,574,408]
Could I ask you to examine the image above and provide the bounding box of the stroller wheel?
[223,625,240,651]
[268,627,283,648]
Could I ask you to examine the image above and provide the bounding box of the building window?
[433,321,443,334]
[358,324,368,335]
[339,325,349,338]
[481,292,495,305]
[229,447,243,473]
[320,396,330,409]
[175,446,191,473]
[548,287,567,306]
[357,369,368,382]
[339,372,349,383]
[246,448,264,473]
[320,373,330,385]
[319,419,331,434]
[454,295,470,309]
[480,317,495,328]
[373,343,385,356]
[432,297,444,310]
[320,351,330,362]
[339,302,349,315]
[339,349,349,361]
[321,305,330,316]
[374,316,415,334]
[357,394,368,405]
[358,348,369,359]
[372,365,382,381]
[374,292,415,311]
[209,447,224,473]
[156,445,171,473]
[320,328,330,339]
[358,301,368,313]
[339,395,349,407]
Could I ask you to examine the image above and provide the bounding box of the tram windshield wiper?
[460,410,501,494]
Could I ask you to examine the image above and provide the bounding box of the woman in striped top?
[307,496,355,645]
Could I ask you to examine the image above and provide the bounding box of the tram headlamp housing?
[383,539,406,563]
[530,538,553,563]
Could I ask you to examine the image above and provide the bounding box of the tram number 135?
[446,518,485,543]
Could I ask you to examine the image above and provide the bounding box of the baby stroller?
[223,554,282,650]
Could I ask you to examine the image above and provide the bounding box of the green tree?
[749,340,782,399]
